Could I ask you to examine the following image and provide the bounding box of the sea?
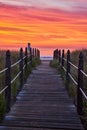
[40,56,53,61]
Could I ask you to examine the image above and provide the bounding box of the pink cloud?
[0,0,87,12]
[0,2,87,52]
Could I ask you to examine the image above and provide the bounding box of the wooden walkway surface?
[0,61,84,130]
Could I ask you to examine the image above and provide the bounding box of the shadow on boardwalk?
[0,61,84,130]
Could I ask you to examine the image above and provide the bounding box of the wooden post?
[62,50,64,67]
[77,52,83,115]
[33,48,34,57]
[56,49,58,59]
[53,50,56,59]
[28,43,31,51]
[27,43,31,58]
[66,50,70,81]
[37,49,40,58]
[53,50,55,59]
[38,49,39,58]
[25,47,28,71]
[5,50,11,112]
[37,49,38,57]
[59,50,61,63]
[36,49,37,57]
[38,50,40,59]
[35,48,36,57]
[30,47,32,64]
[20,48,23,89]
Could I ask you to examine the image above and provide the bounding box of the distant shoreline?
[40,56,53,60]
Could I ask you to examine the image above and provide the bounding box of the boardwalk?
[0,61,84,130]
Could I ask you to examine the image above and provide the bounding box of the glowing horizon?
[0,0,87,56]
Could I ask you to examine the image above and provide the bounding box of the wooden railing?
[53,49,87,115]
[0,45,40,113]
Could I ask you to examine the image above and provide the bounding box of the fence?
[53,49,87,115]
[0,45,40,113]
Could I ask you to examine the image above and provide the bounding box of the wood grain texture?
[0,61,84,130]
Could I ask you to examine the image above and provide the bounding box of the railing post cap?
[62,49,64,53]
[28,43,30,45]
[6,50,10,56]
[67,49,70,53]
[20,48,23,52]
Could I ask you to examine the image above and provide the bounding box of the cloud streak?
[0,1,87,55]
[0,0,87,12]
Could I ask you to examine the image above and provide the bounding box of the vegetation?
[70,50,87,103]
[70,49,87,73]
[50,49,87,129]
[50,59,59,69]
[0,50,41,121]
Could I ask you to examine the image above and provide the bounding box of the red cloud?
[0,2,87,53]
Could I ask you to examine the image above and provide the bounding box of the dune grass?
[0,50,41,121]
[50,49,87,129]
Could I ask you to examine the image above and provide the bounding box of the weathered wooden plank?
[0,61,84,130]
[0,126,78,130]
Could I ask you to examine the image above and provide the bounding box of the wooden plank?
[0,61,84,130]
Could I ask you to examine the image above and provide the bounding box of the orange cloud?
[0,3,87,56]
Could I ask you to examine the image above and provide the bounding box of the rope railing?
[63,66,67,72]
[0,44,40,113]
[0,86,8,95]
[63,57,67,62]
[81,70,87,78]
[27,61,31,65]
[23,64,26,70]
[0,71,22,95]
[69,61,78,70]
[0,59,28,95]
[0,68,8,74]
[23,55,27,60]
[53,49,87,115]
[80,88,87,100]
[11,71,21,84]
[11,59,21,68]
[68,73,78,86]
[0,55,27,95]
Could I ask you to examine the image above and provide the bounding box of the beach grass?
[0,50,41,121]
[50,49,87,128]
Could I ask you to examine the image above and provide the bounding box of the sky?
[0,0,87,56]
